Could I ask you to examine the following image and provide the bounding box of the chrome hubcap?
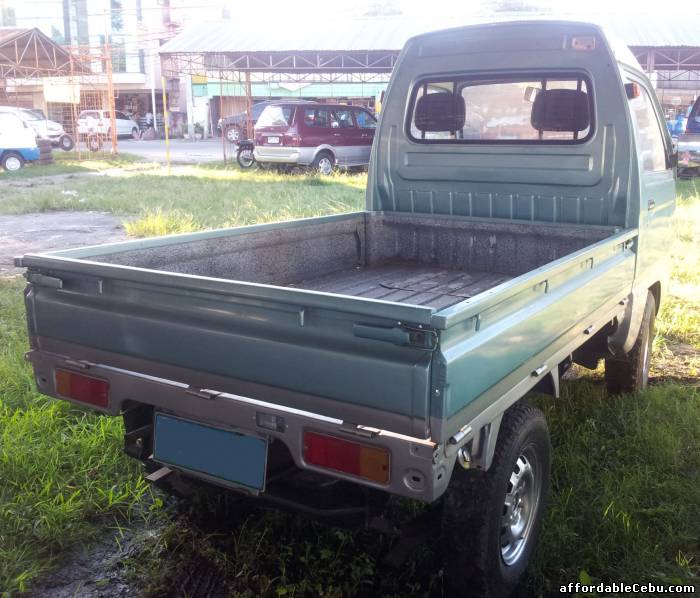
[318,157,333,175]
[500,449,541,566]
[5,156,21,171]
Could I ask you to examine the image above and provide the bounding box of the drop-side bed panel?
[19,212,619,439]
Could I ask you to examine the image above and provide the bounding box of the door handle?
[647,199,656,211]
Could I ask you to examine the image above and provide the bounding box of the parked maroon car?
[253,103,377,174]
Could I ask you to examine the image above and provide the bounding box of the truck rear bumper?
[26,348,448,502]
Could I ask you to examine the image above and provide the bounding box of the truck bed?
[19,211,629,439]
[289,263,512,310]
[83,212,612,312]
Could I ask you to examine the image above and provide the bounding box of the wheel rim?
[500,447,542,566]
[61,136,72,149]
[317,157,333,175]
[4,156,21,171]
[238,150,254,167]
[226,128,239,143]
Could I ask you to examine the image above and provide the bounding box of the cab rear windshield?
[256,105,295,128]
[408,73,593,144]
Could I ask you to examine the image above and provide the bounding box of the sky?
[219,0,698,21]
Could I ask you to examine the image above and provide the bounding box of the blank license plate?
[266,136,279,144]
[153,413,267,491]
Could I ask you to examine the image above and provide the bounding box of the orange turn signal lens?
[302,430,390,484]
[55,369,109,408]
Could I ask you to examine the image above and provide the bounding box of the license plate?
[153,413,267,491]
[266,136,279,144]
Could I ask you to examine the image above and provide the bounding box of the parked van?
[678,96,700,176]
[253,102,377,173]
[0,111,40,171]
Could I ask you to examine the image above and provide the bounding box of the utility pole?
[244,71,253,140]
[103,9,117,154]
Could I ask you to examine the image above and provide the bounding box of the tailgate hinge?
[340,422,380,439]
[185,387,221,400]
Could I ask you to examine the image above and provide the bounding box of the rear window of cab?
[408,73,594,144]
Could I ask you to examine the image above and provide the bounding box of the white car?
[0,111,40,171]
[0,106,74,151]
[77,110,140,139]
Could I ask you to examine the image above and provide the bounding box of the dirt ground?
[0,211,127,275]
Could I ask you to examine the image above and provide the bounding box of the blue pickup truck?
[17,21,675,596]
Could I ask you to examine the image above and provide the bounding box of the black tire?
[605,290,656,394]
[59,134,75,151]
[131,127,139,140]
[236,147,255,169]
[1,151,24,172]
[442,403,551,598]
[311,151,335,175]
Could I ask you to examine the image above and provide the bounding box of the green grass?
[0,152,149,180]
[0,278,157,595]
[0,174,698,595]
[0,165,366,235]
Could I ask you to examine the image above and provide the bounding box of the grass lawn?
[0,152,150,180]
[0,169,698,595]
[0,162,366,236]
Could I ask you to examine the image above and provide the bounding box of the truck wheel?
[604,290,656,394]
[311,151,335,175]
[1,152,24,172]
[59,134,75,151]
[442,404,551,598]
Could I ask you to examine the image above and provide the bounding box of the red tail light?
[55,369,109,408]
[303,430,390,484]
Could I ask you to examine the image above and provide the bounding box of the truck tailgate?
[21,257,436,438]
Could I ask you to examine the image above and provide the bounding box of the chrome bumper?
[27,348,451,502]
[253,146,315,164]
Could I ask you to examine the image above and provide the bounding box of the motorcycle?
[236,140,256,169]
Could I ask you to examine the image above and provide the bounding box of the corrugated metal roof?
[0,28,33,46]
[159,14,700,55]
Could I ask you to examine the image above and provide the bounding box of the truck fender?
[607,287,648,357]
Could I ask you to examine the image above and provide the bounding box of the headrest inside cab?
[414,91,466,133]
[531,88,590,132]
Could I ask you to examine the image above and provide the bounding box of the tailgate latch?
[353,323,438,350]
[26,272,63,289]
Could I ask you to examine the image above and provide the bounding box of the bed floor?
[287,262,513,310]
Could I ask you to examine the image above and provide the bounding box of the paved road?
[0,212,127,276]
[77,138,230,164]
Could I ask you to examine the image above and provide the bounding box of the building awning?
[0,27,89,79]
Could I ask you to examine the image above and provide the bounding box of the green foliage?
[0,279,155,594]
